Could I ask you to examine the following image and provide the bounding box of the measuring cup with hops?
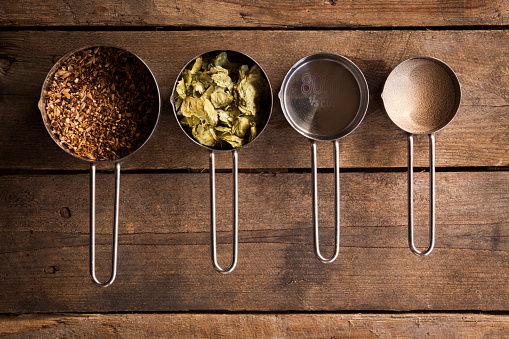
[279,53,369,263]
[39,46,161,286]
[172,50,272,273]
[381,57,461,256]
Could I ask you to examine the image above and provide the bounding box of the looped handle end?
[408,134,436,257]
[312,140,340,263]
[210,150,238,274]
[90,162,120,287]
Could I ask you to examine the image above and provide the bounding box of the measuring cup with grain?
[279,53,369,263]
[39,46,161,286]
[381,57,461,256]
[171,50,273,273]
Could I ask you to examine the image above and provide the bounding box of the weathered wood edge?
[1,313,509,338]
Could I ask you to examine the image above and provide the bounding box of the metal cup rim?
[381,56,462,135]
[279,52,370,141]
[171,49,273,152]
[39,44,162,163]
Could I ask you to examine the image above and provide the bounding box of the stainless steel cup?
[171,50,273,273]
[39,45,161,286]
[280,53,369,263]
[382,56,461,256]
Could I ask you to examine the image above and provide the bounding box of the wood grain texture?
[2,313,509,338]
[2,0,507,331]
[1,171,508,312]
[1,0,508,27]
[1,30,508,170]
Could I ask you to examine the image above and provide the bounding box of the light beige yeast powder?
[382,59,459,134]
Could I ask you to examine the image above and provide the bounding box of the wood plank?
[1,0,508,27]
[1,30,508,170]
[2,313,509,338]
[0,171,508,312]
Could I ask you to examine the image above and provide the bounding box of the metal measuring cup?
[279,53,369,263]
[171,50,273,273]
[381,57,461,256]
[39,46,161,286]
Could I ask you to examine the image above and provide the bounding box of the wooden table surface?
[2,1,509,337]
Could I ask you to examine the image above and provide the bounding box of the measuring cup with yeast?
[39,46,161,286]
[172,50,272,273]
[382,57,461,256]
[280,53,369,263]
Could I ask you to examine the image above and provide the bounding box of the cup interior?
[382,57,461,134]
[279,53,369,141]
[39,45,160,162]
[172,50,273,151]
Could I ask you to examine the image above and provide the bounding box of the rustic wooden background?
[2,1,509,337]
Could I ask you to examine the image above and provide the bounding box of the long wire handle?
[210,150,238,274]
[408,133,436,256]
[90,162,120,287]
[312,140,340,263]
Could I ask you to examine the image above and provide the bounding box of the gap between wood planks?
[0,166,508,176]
[2,25,509,32]
[2,310,509,315]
